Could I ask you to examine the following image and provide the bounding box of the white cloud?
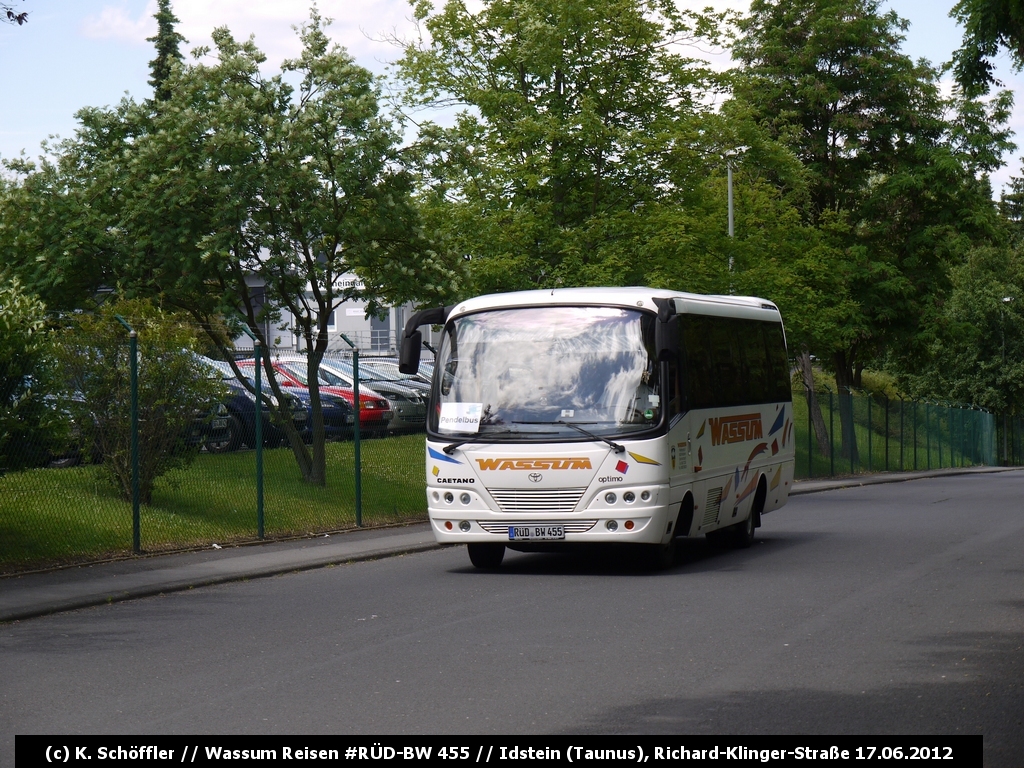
[79,2,157,45]
[77,1,419,70]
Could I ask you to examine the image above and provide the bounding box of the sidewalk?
[1,465,1020,623]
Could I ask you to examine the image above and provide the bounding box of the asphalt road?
[2,473,1022,765]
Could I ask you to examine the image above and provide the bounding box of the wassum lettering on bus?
[475,458,592,471]
[709,414,763,445]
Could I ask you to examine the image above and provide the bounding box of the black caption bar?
[15,735,982,768]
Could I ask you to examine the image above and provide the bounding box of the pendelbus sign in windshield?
[399,287,795,571]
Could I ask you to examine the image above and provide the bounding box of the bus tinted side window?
[763,321,792,402]
[681,315,790,408]
[740,321,769,404]
[681,315,715,409]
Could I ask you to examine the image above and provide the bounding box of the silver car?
[301,359,427,433]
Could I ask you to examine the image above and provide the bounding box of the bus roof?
[448,286,783,323]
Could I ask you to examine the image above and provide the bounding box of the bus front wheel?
[645,538,677,570]
[468,543,505,569]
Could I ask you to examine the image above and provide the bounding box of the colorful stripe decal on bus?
[428,446,462,464]
[742,442,769,479]
[627,452,660,466]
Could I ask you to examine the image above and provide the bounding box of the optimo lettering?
[709,414,763,445]
[475,457,592,470]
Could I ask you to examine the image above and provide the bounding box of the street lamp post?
[724,147,749,275]
[1002,296,1014,464]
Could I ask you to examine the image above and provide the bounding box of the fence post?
[926,403,931,470]
[829,388,835,477]
[914,401,918,470]
[900,396,904,470]
[255,340,264,539]
[341,334,362,527]
[938,406,944,468]
[115,315,141,554]
[868,394,872,473]
[885,395,890,471]
[848,389,854,476]
[238,326,264,539]
[807,394,813,479]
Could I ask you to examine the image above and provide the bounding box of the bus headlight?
[624,491,636,503]
[460,492,471,505]
[459,520,471,532]
[604,492,617,504]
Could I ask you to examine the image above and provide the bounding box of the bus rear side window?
[681,315,789,408]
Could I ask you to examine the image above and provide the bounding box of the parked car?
[283,358,426,434]
[38,386,230,468]
[237,360,384,438]
[361,358,435,388]
[199,359,311,453]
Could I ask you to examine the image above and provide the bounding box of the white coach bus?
[399,287,795,570]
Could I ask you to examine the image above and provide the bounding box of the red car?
[239,360,393,437]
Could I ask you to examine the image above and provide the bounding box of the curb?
[4,466,1021,623]
[0,534,440,624]
[790,465,1023,495]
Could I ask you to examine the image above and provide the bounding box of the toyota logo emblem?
[528,473,543,483]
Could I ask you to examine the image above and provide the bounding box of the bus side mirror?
[656,315,678,362]
[399,330,422,374]
[399,305,451,374]
[652,297,678,362]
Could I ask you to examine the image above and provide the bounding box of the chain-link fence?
[792,387,997,479]
[0,313,435,574]
[2,319,1010,575]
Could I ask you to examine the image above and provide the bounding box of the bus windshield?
[430,306,663,439]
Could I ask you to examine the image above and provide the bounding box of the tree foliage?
[2,11,454,486]
[895,245,1024,413]
[396,0,731,293]
[54,299,225,505]
[0,274,65,470]
[148,0,186,102]
[731,0,1013,457]
[2,2,27,25]
[951,0,1024,95]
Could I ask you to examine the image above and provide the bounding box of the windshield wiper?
[556,420,625,453]
[443,428,521,455]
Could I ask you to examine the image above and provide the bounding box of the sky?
[2,0,1024,192]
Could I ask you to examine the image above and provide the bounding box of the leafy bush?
[0,275,68,470]
[55,299,225,504]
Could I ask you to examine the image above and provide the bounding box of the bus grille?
[478,520,598,535]
[487,488,587,514]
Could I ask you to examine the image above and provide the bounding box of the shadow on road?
[572,629,1024,768]
[445,533,825,577]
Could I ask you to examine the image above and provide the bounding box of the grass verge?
[0,434,427,573]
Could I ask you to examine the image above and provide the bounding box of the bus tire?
[733,476,766,549]
[732,509,756,549]
[647,538,677,570]
[468,543,505,569]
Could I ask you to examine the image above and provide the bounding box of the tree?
[54,299,225,506]
[396,0,730,294]
[951,0,1024,95]
[2,2,27,25]
[147,0,186,102]
[60,11,455,486]
[732,0,1012,462]
[0,274,65,470]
